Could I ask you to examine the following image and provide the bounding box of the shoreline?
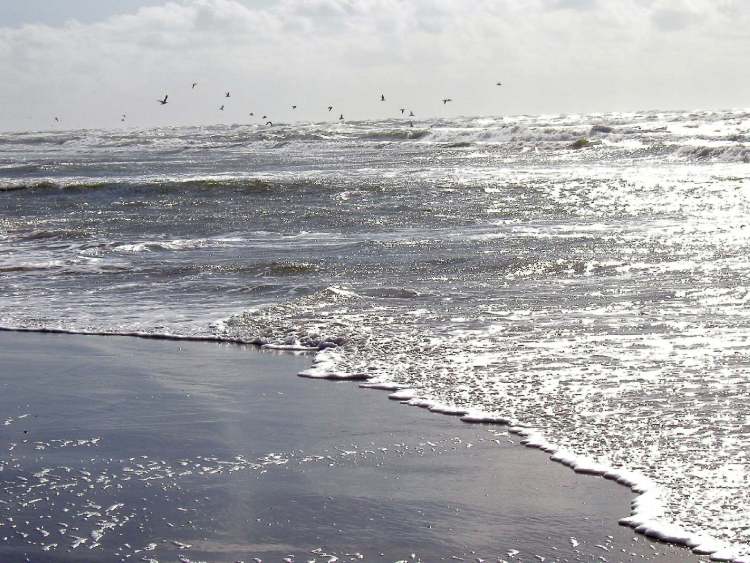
[307,347,749,563]
[0,332,712,562]
[4,326,738,559]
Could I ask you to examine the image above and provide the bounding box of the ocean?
[1,109,749,561]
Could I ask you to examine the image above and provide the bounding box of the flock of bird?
[53,81,504,126]
[154,84,462,127]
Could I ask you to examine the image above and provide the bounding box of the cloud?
[0,0,748,130]
[651,7,697,30]
[546,0,599,11]
[649,0,702,31]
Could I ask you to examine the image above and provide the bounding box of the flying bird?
[291,105,297,110]
[380,94,385,101]
[225,91,231,98]
[400,108,406,114]
[192,82,198,89]
[496,81,503,86]
[328,105,333,112]
[262,115,267,119]
[219,105,224,111]
[249,112,254,116]
[442,98,452,104]
[157,94,168,105]
[266,121,273,126]
[409,110,415,117]
[339,114,344,120]
[54,117,60,122]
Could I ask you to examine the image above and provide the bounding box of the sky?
[0,0,749,131]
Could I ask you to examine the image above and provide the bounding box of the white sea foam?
[333,375,745,560]
[219,279,750,561]
[112,237,244,253]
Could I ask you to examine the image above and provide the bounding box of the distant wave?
[110,237,244,253]
[0,113,750,163]
[0,261,65,273]
[358,129,430,141]
[179,126,431,145]
[0,133,83,146]
[0,163,43,174]
[13,228,91,242]
[0,180,111,192]
[0,177,281,192]
[675,144,750,162]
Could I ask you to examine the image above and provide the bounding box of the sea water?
[1,110,749,560]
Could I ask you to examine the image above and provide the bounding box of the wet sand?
[0,332,702,562]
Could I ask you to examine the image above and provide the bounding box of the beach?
[0,331,701,562]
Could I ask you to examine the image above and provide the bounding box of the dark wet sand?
[0,332,702,562]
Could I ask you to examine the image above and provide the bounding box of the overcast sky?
[0,0,748,131]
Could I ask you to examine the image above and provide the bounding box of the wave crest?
[676,145,750,162]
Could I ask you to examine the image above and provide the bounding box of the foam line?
[460,411,514,425]
[427,403,469,416]
[297,348,370,380]
[262,342,319,351]
[296,354,749,562]
[358,382,404,390]
[0,325,251,344]
[387,388,418,401]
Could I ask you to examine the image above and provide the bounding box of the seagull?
[266,121,273,126]
[192,82,198,89]
[157,94,168,105]
[121,114,126,122]
[496,81,503,86]
[54,117,60,122]
[400,108,406,114]
[442,98,452,104]
[328,105,333,112]
[225,91,231,98]
[291,105,297,109]
[409,110,415,117]
[249,112,254,116]
[380,94,385,102]
[262,115,267,119]
[339,114,344,120]
[219,105,224,111]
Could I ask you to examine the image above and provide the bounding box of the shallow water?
[0,332,699,562]
[1,110,749,560]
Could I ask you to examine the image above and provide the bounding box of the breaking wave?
[0,177,284,193]
[676,144,750,162]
